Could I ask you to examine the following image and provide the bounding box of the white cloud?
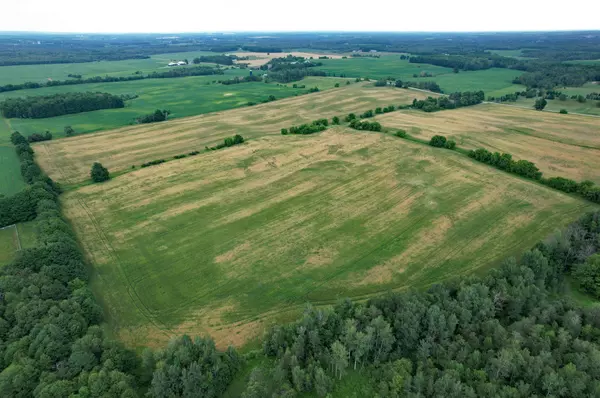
[3,0,600,33]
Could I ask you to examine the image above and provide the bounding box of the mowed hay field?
[34,84,432,185]
[61,127,595,348]
[375,103,600,183]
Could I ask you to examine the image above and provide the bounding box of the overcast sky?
[3,0,599,33]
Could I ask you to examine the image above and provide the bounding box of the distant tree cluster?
[137,109,170,124]
[192,54,237,65]
[67,73,82,78]
[412,91,484,112]
[586,92,600,100]
[513,63,600,89]
[348,119,382,131]
[281,119,328,135]
[0,92,125,119]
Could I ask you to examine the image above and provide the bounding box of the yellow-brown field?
[60,127,594,348]
[375,103,600,183]
[34,84,430,185]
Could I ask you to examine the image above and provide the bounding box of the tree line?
[409,53,520,71]
[281,119,328,135]
[0,92,125,119]
[193,55,237,65]
[469,148,600,202]
[220,75,262,85]
[0,66,224,94]
[245,211,600,397]
[348,119,382,131]
[412,91,484,112]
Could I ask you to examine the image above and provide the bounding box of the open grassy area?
[511,96,600,116]
[433,68,524,96]
[60,127,595,349]
[375,103,600,183]
[34,84,430,185]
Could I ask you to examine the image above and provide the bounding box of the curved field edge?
[61,128,597,349]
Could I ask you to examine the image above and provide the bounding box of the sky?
[3,0,600,33]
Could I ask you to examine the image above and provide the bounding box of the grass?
[33,84,431,185]
[59,126,595,350]
[0,226,18,267]
[511,96,600,117]
[375,103,600,183]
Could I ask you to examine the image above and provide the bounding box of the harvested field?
[375,103,600,183]
[34,84,430,184]
[61,127,595,348]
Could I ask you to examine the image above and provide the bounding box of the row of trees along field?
[412,91,485,112]
[192,55,237,65]
[262,56,327,83]
[0,66,224,94]
[0,92,125,119]
[1,130,600,396]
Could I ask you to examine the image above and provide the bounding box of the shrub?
[445,140,456,149]
[332,116,340,125]
[90,162,109,182]
[64,125,75,136]
[344,113,356,122]
[334,83,340,88]
[429,135,447,148]
[559,109,568,114]
[348,120,382,132]
[395,130,407,138]
[534,98,547,111]
[27,131,52,143]
[359,110,374,118]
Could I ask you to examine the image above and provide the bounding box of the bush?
[137,109,169,124]
[445,139,456,149]
[429,135,447,148]
[395,130,407,138]
[64,125,75,136]
[90,162,109,182]
[332,116,340,125]
[344,113,356,122]
[559,109,568,114]
[284,120,329,135]
[534,98,547,110]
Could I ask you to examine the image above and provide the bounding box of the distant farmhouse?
[167,61,188,67]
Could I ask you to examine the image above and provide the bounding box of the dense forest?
[0,92,125,119]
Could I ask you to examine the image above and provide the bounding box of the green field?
[0,73,352,137]
[433,68,524,96]
[512,97,600,116]
[60,126,595,348]
[315,56,452,81]
[0,117,26,197]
